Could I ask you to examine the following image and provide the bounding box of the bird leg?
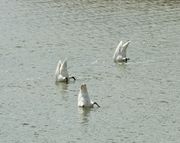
[93,102,100,107]
[69,76,76,81]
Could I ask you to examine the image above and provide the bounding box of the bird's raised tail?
[55,60,62,80]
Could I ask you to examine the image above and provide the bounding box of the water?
[0,0,180,142]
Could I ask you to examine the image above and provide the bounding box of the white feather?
[113,41,122,61]
[78,84,94,108]
[121,41,130,58]
[55,59,69,82]
[113,40,130,63]
[60,60,69,78]
[55,60,61,81]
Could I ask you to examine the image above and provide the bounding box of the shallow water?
[0,0,180,142]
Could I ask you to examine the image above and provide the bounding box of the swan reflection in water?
[78,107,91,124]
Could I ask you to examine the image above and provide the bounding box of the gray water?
[0,0,180,142]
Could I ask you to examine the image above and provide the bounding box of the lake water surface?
[0,0,180,143]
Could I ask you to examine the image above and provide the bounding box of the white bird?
[113,40,130,63]
[55,59,76,83]
[78,84,100,108]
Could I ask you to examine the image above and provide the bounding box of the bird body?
[55,60,75,83]
[113,41,130,63]
[78,84,100,108]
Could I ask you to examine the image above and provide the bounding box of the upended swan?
[113,40,130,63]
[55,59,76,83]
[78,84,100,108]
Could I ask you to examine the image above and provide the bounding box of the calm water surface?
[0,0,180,142]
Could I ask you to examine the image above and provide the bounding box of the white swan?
[113,40,130,63]
[55,59,76,83]
[78,84,100,108]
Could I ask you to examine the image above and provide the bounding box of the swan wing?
[60,60,69,77]
[121,41,130,58]
[55,60,61,77]
[113,41,123,60]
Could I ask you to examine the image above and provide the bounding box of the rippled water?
[0,0,180,142]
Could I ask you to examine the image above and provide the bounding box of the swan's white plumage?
[78,84,94,108]
[121,41,130,58]
[113,40,130,63]
[55,60,69,82]
[113,41,122,61]
[55,60,61,78]
[60,60,69,78]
